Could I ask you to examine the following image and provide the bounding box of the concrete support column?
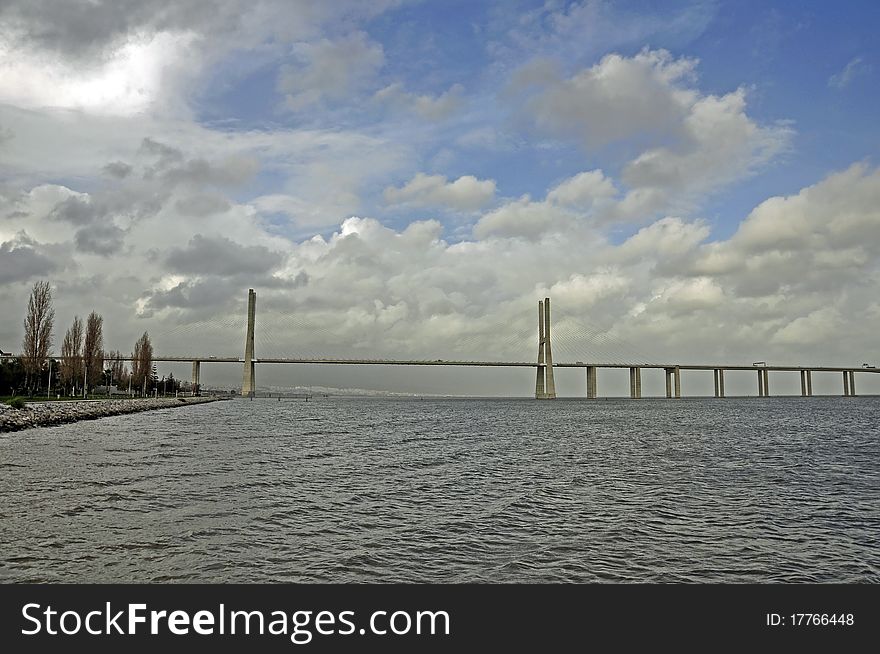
[665,368,672,398]
[719,369,725,398]
[191,360,200,397]
[757,369,764,397]
[713,369,720,398]
[763,368,770,397]
[586,366,597,399]
[800,370,807,397]
[535,301,545,399]
[843,371,850,396]
[543,297,556,399]
[806,370,813,396]
[673,366,681,399]
[627,367,641,399]
[534,297,556,399]
[241,288,257,397]
[850,371,856,396]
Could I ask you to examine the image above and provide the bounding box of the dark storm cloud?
[0,0,396,61]
[140,278,236,312]
[0,236,58,283]
[74,223,126,256]
[49,196,102,225]
[103,161,133,178]
[138,137,258,188]
[0,0,245,61]
[165,234,285,276]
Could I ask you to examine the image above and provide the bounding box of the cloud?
[74,224,126,256]
[165,234,285,276]
[0,28,199,115]
[0,233,59,283]
[175,194,231,217]
[828,56,871,89]
[374,82,465,121]
[278,31,384,110]
[688,162,880,300]
[384,173,496,211]
[511,48,791,223]
[546,170,617,208]
[514,48,699,149]
[612,88,792,219]
[103,161,133,178]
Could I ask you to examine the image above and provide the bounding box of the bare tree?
[132,331,153,395]
[83,311,104,391]
[59,316,83,395]
[108,350,128,391]
[21,280,54,392]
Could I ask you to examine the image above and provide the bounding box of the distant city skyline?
[1,0,878,395]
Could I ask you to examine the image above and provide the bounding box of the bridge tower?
[535,297,556,399]
[241,288,256,398]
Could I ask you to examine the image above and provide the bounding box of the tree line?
[1,280,179,397]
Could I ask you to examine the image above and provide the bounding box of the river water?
[1,396,878,582]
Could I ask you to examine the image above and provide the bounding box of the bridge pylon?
[241,288,256,398]
[535,297,556,399]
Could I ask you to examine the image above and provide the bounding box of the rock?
[0,397,227,433]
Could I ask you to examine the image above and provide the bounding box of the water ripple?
[0,396,878,582]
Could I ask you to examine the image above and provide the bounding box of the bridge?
[152,290,880,399]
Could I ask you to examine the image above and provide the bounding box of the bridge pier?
[800,370,807,397]
[757,368,770,396]
[713,369,726,398]
[629,367,642,398]
[664,367,681,398]
[807,370,813,396]
[241,288,257,398]
[535,297,556,399]
[850,371,856,396]
[843,370,850,396]
[585,366,597,399]
[191,360,200,396]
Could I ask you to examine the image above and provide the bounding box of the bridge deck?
[141,357,879,374]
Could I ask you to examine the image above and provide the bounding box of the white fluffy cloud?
[384,173,496,211]
[546,169,617,208]
[515,49,698,149]
[514,48,792,222]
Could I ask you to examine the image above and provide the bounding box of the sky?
[1,0,879,396]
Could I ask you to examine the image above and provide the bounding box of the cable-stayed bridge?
[138,290,880,399]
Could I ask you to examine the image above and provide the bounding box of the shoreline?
[0,396,227,433]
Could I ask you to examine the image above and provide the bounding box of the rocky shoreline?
[0,396,226,433]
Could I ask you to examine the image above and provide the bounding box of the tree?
[59,316,83,395]
[83,311,104,391]
[21,280,54,392]
[132,331,153,395]
[108,350,128,391]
